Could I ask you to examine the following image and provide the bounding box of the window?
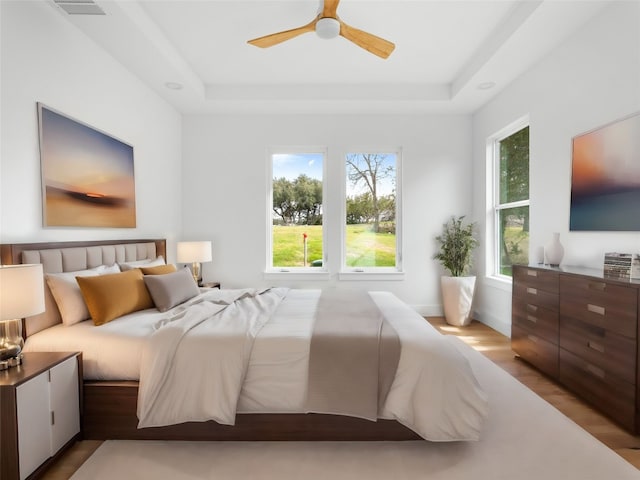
[344,152,402,272]
[490,122,530,278]
[269,149,325,271]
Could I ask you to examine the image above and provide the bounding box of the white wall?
[0,1,182,257]
[7,1,635,326]
[182,114,472,312]
[472,1,640,335]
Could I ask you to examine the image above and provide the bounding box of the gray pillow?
[143,267,200,312]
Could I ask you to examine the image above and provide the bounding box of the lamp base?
[0,352,23,371]
[191,262,202,286]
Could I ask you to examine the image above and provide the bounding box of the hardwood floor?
[41,317,640,479]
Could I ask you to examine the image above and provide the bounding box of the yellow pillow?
[140,264,177,275]
[77,269,154,326]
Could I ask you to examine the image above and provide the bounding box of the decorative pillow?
[143,267,200,312]
[100,264,122,274]
[118,256,165,271]
[77,269,154,326]
[45,264,121,326]
[139,264,177,275]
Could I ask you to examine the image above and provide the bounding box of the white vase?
[441,276,476,327]
[545,232,564,266]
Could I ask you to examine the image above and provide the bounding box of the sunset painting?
[38,104,136,227]
[570,112,640,231]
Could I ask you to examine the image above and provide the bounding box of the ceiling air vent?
[53,0,105,15]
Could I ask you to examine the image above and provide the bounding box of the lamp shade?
[0,264,45,320]
[177,241,212,263]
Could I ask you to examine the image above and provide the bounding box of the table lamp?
[177,241,212,286]
[0,264,45,370]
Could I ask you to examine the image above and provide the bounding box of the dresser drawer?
[513,283,559,312]
[559,316,636,384]
[512,325,558,377]
[560,276,637,338]
[559,348,635,431]
[513,266,559,294]
[512,298,558,344]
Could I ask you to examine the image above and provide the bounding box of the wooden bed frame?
[1,239,420,441]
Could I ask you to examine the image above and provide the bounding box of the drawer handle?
[527,314,538,323]
[526,304,538,313]
[588,282,606,291]
[527,270,538,277]
[585,363,605,379]
[587,341,605,353]
[527,334,538,343]
[587,304,605,316]
[527,287,538,295]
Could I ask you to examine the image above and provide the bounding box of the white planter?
[441,276,476,326]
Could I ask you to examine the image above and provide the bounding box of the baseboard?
[472,309,510,337]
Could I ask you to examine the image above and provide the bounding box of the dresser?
[511,264,640,433]
[0,352,82,480]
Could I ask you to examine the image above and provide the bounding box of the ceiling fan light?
[315,17,340,39]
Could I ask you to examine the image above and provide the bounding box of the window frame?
[265,146,329,276]
[340,148,404,278]
[486,117,530,283]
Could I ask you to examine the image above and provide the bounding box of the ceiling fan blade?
[339,22,395,59]
[248,20,317,48]
[322,0,340,18]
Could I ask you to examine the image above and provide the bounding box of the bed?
[1,239,488,441]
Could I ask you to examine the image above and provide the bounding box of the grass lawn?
[272,225,323,267]
[272,224,396,267]
[344,224,396,267]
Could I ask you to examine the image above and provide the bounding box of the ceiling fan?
[247,0,395,59]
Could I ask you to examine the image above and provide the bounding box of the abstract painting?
[569,112,640,231]
[38,103,136,227]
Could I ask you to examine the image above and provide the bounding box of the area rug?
[71,338,640,480]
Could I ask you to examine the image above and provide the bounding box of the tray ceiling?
[48,0,612,114]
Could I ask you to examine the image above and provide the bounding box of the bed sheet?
[23,307,160,380]
[23,289,320,413]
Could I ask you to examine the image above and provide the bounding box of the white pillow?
[46,264,120,326]
[118,256,165,271]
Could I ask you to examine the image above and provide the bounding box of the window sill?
[263,270,331,281]
[338,271,405,281]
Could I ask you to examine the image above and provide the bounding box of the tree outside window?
[495,126,530,276]
[271,152,324,268]
[345,152,400,269]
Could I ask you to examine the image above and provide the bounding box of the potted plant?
[433,216,479,326]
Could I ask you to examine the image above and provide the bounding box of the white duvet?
[24,288,489,441]
[138,288,288,428]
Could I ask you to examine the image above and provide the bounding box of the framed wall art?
[37,103,136,228]
[569,112,640,231]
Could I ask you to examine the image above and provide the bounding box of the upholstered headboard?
[0,239,166,336]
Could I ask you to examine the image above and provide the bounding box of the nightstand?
[0,352,82,480]
[201,282,221,289]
